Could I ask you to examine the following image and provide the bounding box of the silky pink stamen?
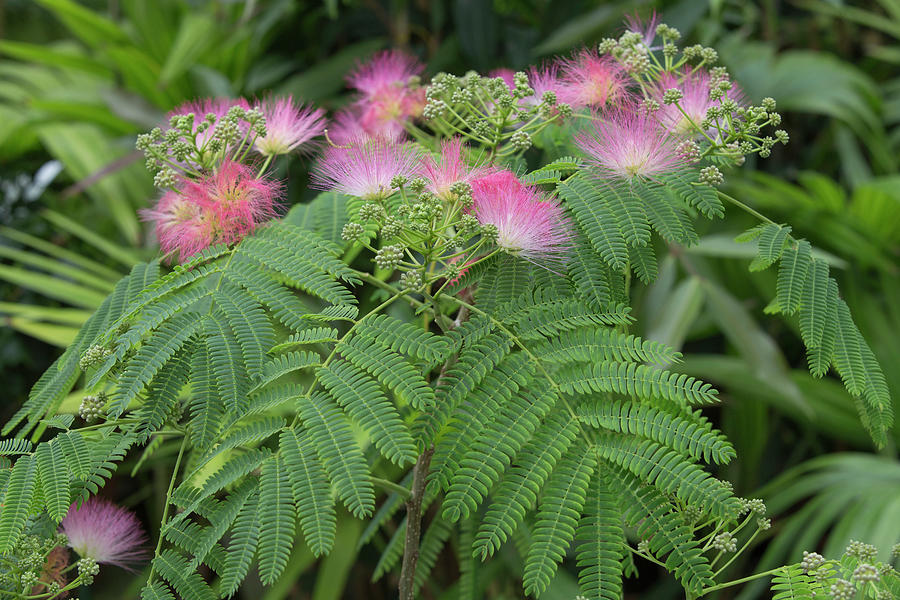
[60,498,147,571]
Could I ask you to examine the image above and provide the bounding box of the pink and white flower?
[60,498,147,570]
[346,50,425,140]
[521,64,564,107]
[471,171,573,267]
[253,96,326,156]
[418,137,492,200]
[488,68,517,91]
[576,108,684,179]
[142,161,282,262]
[312,138,420,200]
[558,48,629,109]
[625,11,661,50]
[654,68,747,138]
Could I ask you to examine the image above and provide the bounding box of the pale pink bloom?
[347,49,424,97]
[471,171,573,267]
[141,189,215,262]
[60,498,147,570]
[521,64,563,107]
[625,11,660,49]
[576,108,684,179]
[558,48,629,109]
[183,161,281,244]
[346,50,425,139]
[418,137,492,200]
[654,69,748,137]
[312,138,420,200]
[253,96,326,156]
[488,68,516,91]
[142,162,281,262]
[168,97,251,147]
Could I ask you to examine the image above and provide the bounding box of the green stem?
[700,566,783,595]
[717,190,777,225]
[370,476,411,500]
[146,436,187,587]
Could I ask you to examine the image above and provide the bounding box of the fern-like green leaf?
[215,283,275,380]
[575,470,625,600]
[253,351,320,390]
[204,312,251,414]
[353,314,451,365]
[629,244,658,284]
[318,360,417,466]
[338,334,434,409]
[220,488,261,597]
[532,327,681,367]
[152,549,215,600]
[770,565,818,599]
[187,338,224,451]
[578,399,734,465]
[559,176,628,271]
[0,454,37,552]
[558,362,719,405]
[776,239,812,315]
[270,327,339,353]
[257,454,295,585]
[594,433,740,519]
[297,391,374,517]
[35,440,69,522]
[798,258,831,347]
[474,411,578,559]
[664,171,724,219]
[523,446,597,597]
[750,223,791,271]
[609,466,714,595]
[280,427,336,556]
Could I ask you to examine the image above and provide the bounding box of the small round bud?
[408,178,428,194]
[700,47,719,64]
[458,213,481,237]
[598,38,618,54]
[775,129,789,144]
[341,222,366,242]
[676,140,701,162]
[78,392,107,422]
[556,103,573,118]
[399,270,423,291]
[637,539,651,554]
[662,88,684,104]
[153,168,177,188]
[829,578,854,600]
[481,223,500,244]
[852,563,879,583]
[699,165,724,187]
[712,532,737,553]
[390,175,408,189]
[358,202,386,222]
[641,98,660,113]
[541,90,557,106]
[374,245,405,270]
[846,540,878,562]
[757,517,771,531]
[79,345,110,371]
[761,97,777,111]
[801,551,826,573]
[381,217,403,239]
[510,130,532,152]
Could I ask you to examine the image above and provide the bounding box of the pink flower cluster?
[143,161,282,262]
[330,50,426,144]
[60,498,147,570]
[470,170,573,267]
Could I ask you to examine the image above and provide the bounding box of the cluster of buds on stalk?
[314,135,573,297]
[136,97,325,263]
[794,541,898,600]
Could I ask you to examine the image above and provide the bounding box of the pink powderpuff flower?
[183,161,282,245]
[326,107,401,146]
[141,189,215,262]
[60,498,147,570]
[654,69,748,137]
[346,50,426,139]
[312,138,420,200]
[253,96,326,156]
[471,170,573,267]
[576,108,684,180]
[418,137,492,200]
[625,11,661,50]
[347,49,424,97]
[142,162,282,262]
[520,64,563,107]
[558,48,629,109]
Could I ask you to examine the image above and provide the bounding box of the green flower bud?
[341,222,366,242]
[510,130,532,152]
[399,270,423,291]
[829,579,854,600]
[712,532,737,552]
[374,245,405,270]
[699,165,724,187]
[662,88,684,104]
[79,345,110,371]
[800,551,826,573]
[408,178,428,194]
[852,563,879,583]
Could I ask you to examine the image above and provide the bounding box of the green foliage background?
[0,0,898,598]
